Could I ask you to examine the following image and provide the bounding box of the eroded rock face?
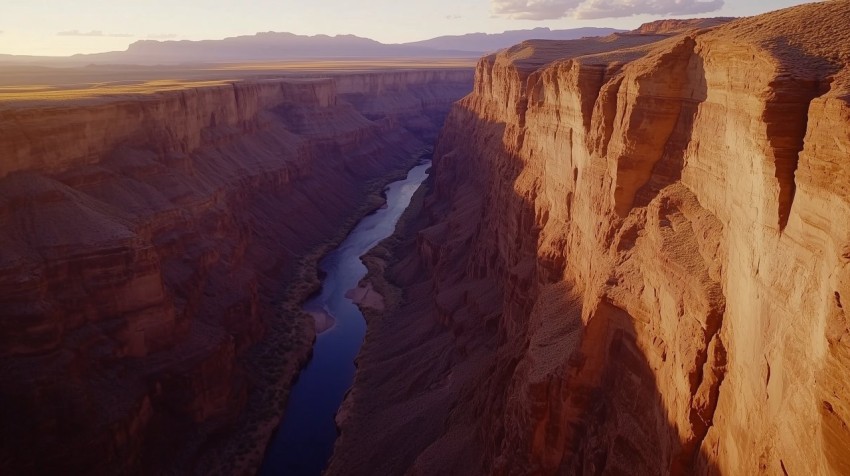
[0,70,472,474]
[330,3,850,475]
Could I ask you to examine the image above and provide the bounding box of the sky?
[0,0,822,56]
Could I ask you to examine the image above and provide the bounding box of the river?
[259,159,432,475]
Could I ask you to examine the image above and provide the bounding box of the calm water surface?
[259,159,431,476]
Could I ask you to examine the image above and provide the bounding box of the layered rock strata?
[330,3,850,475]
[0,69,471,474]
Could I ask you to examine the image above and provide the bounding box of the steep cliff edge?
[0,69,472,474]
[330,3,850,475]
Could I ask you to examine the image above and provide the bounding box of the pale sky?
[0,0,822,56]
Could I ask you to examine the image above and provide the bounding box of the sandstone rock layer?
[0,69,472,474]
[329,3,850,475]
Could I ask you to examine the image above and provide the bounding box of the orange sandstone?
[329,3,850,475]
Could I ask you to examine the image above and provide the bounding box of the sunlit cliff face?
[328,4,850,475]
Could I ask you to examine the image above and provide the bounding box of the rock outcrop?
[634,18,735,35]
[329,3,850,475]
[0,69,472,474]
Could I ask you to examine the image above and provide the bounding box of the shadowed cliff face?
[0,69,472,474]
[330,3,850,475]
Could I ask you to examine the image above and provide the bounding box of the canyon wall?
[330,3,850,475]
[0,69,472,474]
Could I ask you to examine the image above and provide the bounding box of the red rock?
[0,69,472,474]
[329,3,850,475]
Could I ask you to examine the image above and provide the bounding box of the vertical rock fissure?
[765,74,825,231]
[685,329,727,473]
[612,37,699,217]
[593,76,624,158]
[231,83,242,118]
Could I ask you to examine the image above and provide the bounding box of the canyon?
[329,3,850,476]
[0,66,472,474]
[3,2,850,475]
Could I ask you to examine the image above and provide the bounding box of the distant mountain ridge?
[404,27,623,53]
[0,27,626,65]
[107,31,451,62]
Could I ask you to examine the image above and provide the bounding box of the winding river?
[259,159,432,475]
